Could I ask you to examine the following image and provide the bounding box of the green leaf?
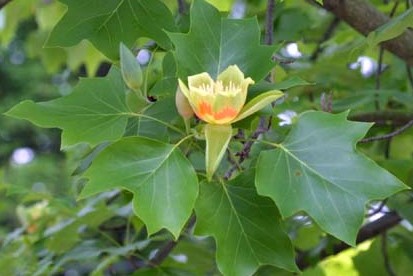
[195,172,298,276]
[120,43,143,93]
[168,0,276,81]
[80,137,198,239]
[46,0,177,60]
[45,202,114,254]
[5,68,129,148]
[250,76,313,94]
[204,124,233,181]
[234,90,284,122]
[353,233,413,276]
[256,111,408,245]
[367,8,413,48]
[126,97,181,141]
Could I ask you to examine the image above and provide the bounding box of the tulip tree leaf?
[168,0,276,81]
[46,0,176,60]
[195,172,298,276]
[80,137,199,239]
[256,111,408,245]
[5,68,129,148]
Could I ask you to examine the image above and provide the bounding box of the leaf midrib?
[278,144,359,198]
[221,183,260,265]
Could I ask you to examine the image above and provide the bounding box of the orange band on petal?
[197,101,213,119]
[214,107,238,120]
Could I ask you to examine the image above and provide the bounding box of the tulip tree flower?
[178,65,284,180]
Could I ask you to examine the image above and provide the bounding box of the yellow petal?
[188,72,214,95]
[217,65,244,85]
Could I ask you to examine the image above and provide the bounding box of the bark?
[296,212,402,270]
[322,0,413,66]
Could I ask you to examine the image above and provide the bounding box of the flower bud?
[120,43,143,93]
[175,86,194,119]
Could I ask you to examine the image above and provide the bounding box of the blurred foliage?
[0,0,413,275]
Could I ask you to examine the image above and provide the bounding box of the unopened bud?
[175,86,194,119]
[120,43,143,93]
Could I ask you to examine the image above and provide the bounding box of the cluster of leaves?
[1,0,413,275]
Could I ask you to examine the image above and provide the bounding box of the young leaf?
[168,0,276,81]
[367,8,413,48]
[256,111,408,245]
[195,172,298,276]
[46,0,176,60]
[80,137,198,239]
[204,124,232,181]
[5,68,130,148]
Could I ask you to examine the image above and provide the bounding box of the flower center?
[199,83,214,94]
[216,80,241,96]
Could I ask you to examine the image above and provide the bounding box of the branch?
[322,0,413,66]
[264,0,275,45]
[296,211,402,270]
[224,117,270,180]
[381,232,397,276]
[375,1,400,110]
[350,111,413,126]
[148,215,196,267]
[177,0,187,15]
[407,65,413,92]
[374,47,385,110]
[0,0,13,10]
[359,119,413,143]
[310,16,341,61]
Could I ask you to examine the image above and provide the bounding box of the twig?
[177,0,187,15]
[381,232,397,276]
[359,119,413,143]
[265,0,275,81]
[310,17,340,61]
[407,65,413,92]
[375,47,385,110]
[224,117,270,180]
[296,211,402,270]
[366,199,388,217]
[384,125,394,158]
[148,215,196,267]
[350,111,413,126]
[320,92,333,112]
[375,1,399,110]
[264,0,275,45]
[273,55,296,65]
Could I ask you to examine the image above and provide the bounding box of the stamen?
[200,83,213,93]
[224,81,240,93]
